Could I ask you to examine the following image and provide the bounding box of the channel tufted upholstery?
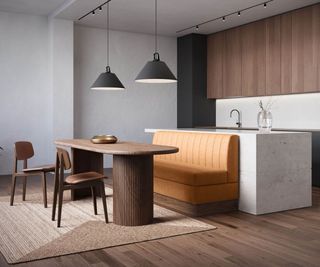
[153,131,239,204]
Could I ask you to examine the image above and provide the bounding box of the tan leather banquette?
[153,131,239,204]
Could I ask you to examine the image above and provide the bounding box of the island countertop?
[145,128,308,135]
[145,128,312,215]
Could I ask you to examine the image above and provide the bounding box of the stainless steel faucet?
[230,109,242,128]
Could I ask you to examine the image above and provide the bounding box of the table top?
[55,139,178,156]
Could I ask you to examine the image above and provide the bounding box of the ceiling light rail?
[176,0,273,34]
[78,0,111,21]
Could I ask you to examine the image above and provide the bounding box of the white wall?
[216,93,320,130]
[0,12,52,174]
[50,19,74,146]
[0,12,74,175]
[74,25,177,167]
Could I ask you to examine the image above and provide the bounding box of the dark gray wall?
[177,34,215,128]
[312,132,320,187]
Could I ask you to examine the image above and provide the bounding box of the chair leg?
[91,186,98,215]
[52,173,59,221]
[41,173,48,208]
[10,175,17,206]
[100,181,108,223]
[57,187,64,228]
[22,176,27,201]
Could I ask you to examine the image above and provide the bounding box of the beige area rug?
[0,187,216,264]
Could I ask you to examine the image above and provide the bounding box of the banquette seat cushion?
[153,131,239,204]
[154,160,228,186]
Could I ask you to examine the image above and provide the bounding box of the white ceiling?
[0,0,66,16]
[1,0,320,36]
[56,0,320,36]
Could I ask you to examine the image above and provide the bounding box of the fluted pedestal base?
[113,155,153,226]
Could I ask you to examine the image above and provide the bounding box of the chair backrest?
[56,148,71,171]
[153,131,239,182]
[55,148,72,186]
[14,141,34,160]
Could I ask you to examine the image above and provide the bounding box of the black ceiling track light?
[177,0,273,33]
[135,0,177,83]
[78,0,110,21]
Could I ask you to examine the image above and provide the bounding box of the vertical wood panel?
[266,16,281,95]
[241,20,266,97]
[206,3,320,98]
[315,5,320,91]
[280,12,292,94]
[223,27,242,98]
[292,5,319,93]
[207,32,225,99]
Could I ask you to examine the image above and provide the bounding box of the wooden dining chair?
[52,148,108,227]
[10,141,55,208]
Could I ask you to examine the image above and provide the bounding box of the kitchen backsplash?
[216,93,320,130]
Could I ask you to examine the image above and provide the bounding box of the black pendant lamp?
[135,0,177,83]
[91,2,125,90]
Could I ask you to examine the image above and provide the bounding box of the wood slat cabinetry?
[266,16,281,95]
[241,20,266,96]
[223,27,242,98]
[291,5,320,93]
[280,12,292,94]
[207,32,224,99]
[207,4,320,99]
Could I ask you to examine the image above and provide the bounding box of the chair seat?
[65,171,106,184]
[22,164,55,173]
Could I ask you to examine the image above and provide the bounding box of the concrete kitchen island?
[145,128,312,215]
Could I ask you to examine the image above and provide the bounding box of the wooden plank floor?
[0,171,319,267]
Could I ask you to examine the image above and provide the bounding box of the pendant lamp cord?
[106,2,110,70]
[155,0,157,54]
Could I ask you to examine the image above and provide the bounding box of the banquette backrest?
[153,131,239,182]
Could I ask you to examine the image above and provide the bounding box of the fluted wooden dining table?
[55,139,178,226]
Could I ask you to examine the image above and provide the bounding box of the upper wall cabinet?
[223,27,242,98]
[207,32,225,99]
[207,3,320,99]
[241,20,266,97]
[280,12,293,94]
[266,16,281,95]
[292,5,320,93]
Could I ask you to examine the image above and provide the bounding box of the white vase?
[257,110,272,132]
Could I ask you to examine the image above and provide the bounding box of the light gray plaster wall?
[0,12,52,174]
[74,25,177,167]
[51,18,74,145]
[0,12,74,175]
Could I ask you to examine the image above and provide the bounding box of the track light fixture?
[78,0,111,21]
[196,25,199,30]
[176,0,274,34]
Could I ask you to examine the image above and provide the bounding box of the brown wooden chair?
[52,148,108,227]
[10,141,55,208]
